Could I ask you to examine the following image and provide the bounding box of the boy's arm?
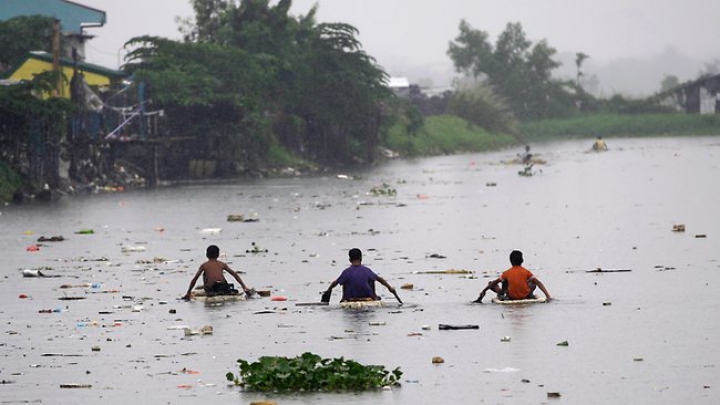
[532,277,551,300]
[183,267,204,299]
[225,265,249,291]
[475,278,501,303]
[376,276,396,293]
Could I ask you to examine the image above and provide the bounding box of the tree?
[0,15,56,73]
[447,21,575,120]
[448,80,516,134]
[124,0,392,174]
[575,52,589,88]
[660,75,680,93]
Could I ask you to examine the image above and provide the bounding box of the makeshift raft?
[191,292,247,302]
[295,301,384,309]
[492,297,547,305]
[340,300,383,309]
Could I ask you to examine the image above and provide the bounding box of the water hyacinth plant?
[226,352,403,392]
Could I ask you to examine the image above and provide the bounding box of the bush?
[0,161,22,203]
[385,115,517,157]
[448,82,518,134]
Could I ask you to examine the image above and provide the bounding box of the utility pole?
[52,19,62,97]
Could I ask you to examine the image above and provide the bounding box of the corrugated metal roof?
[0,0,105,33]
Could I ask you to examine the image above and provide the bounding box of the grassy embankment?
[519,113,720,142]
[0,161,22,204]
[384,114,517,157]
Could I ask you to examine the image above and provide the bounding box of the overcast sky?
[79,0,720,92]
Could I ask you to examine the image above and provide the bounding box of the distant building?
[8,51,123,98]
[676,73,720,114]
[387,77,411,98]
[0,0,106,60]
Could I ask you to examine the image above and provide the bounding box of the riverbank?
[519,112,720,142]
[4,112,720,205]
[384,114,517,157]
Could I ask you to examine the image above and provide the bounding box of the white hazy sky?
[79,0,720,88]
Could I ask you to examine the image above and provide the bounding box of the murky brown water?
[1,136,719,404]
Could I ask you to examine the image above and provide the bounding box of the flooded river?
[1,136,719,404]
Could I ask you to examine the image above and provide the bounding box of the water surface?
[1,137,718,404]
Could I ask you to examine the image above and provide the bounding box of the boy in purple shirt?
[324,248,397,302]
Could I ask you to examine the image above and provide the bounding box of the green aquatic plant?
[518,163,534,177]
[226,352,402,392]
[369,183,397,196]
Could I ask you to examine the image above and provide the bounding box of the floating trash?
[37,235,64,242]
[199,228,221,235]
[121,245,146,253]
[60,384,92,389]
[439,324,479,330]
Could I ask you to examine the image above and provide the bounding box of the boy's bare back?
[200,259,230,286]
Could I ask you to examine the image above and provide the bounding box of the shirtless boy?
[183,245,250,300]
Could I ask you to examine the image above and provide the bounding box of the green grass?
[384,115,517,157]
[0,161,22,204]
[519,113,720,142]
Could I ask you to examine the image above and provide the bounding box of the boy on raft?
[183,245,251,299]
[474,250,551,303]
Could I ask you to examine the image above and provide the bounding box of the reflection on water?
[1,136,719,404]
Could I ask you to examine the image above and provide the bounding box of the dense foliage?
[226,352,402,391]
[0,15,56,74]
[0,73,74,193]
[447,21,576,121]
[124,0,392,172]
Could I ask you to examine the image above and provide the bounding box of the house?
[676,73,720,114]
[0,0,106,61]
[8,50,124,98]
[387,77,411,98]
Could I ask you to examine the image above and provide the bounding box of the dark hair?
[509,250,523,266]
[206,245,220,259]
[349,248,362,262]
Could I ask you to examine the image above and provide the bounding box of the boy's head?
[349,248,362,262]
[206,245,220,259]
[509,250,524,266]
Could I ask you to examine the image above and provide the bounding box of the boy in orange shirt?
[474,250,551,303]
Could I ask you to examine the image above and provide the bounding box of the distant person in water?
[592,136,608,151]
[519,145,533,164]
[474,250,551,303]
[323,248,397,302]
[183,245,251,299]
